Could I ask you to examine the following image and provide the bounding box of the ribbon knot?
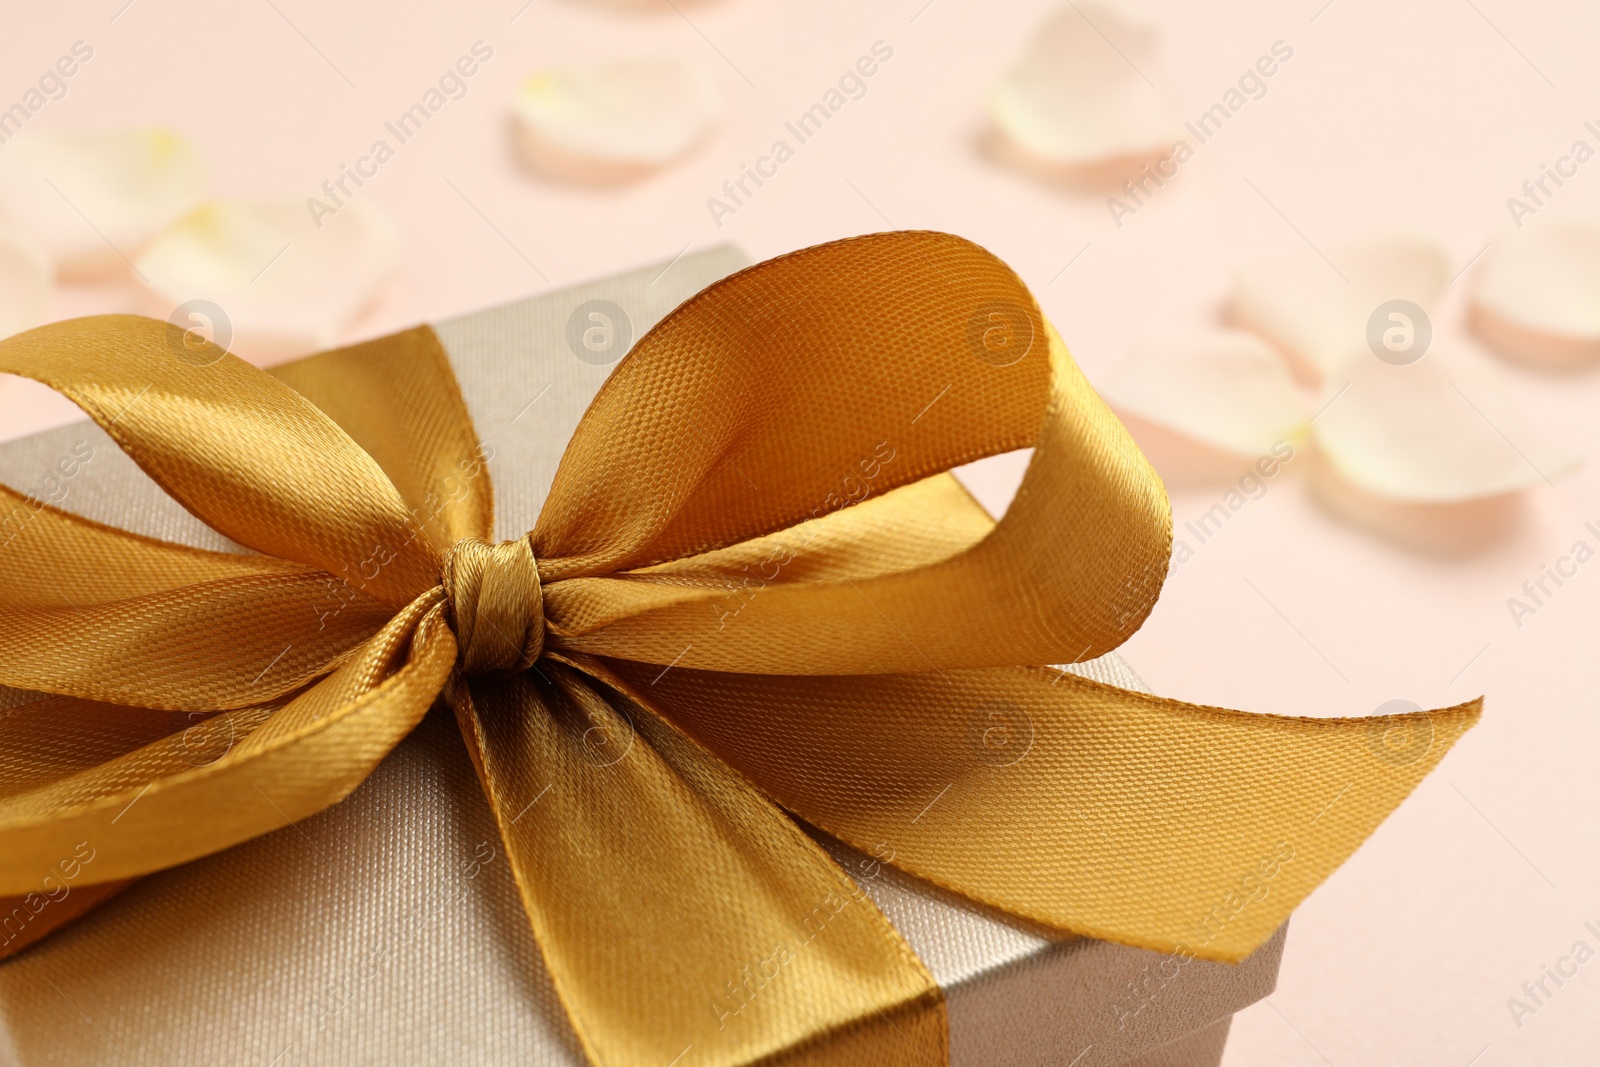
[440,534,545,676]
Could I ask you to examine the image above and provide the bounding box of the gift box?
[0,247,1282,1066]
[0,236,1469,1066]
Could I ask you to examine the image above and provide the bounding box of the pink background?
[4,1,1598,1063]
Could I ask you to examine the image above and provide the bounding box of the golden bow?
[0,233,1476,1066]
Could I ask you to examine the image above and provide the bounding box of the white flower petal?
[1231,234,1451,385]
[135,198,400,361]
[1469,220,1600,369]
[513,56,722,183]
[1103,330,1308,462]
[1307,454,1525,556]
[0,129,207,280]
[989,1,1175,176]
[0,225,50,340]
[1313,347,1576,503]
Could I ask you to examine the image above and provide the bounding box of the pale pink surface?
[3,1,1597,1063]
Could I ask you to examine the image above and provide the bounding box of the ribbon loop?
[443,535,545,676]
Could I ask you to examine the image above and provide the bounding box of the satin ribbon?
[0,232,1478,1066]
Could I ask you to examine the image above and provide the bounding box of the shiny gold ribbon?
[0,232,1477,1066]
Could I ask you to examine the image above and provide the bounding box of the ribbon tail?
[0,591,455,895]
[606,659,1482,964]
[449,657,946,1067]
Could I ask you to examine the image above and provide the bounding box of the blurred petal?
[1470,220,1600,370]
[1307,453,1527,556]
[1102,330,1308,460]
[513,56,722,183]
[1313,348,1577,503]
[1232,234,1451,385]
[989,1,1175,178]
[0,225,49,339]
[135,198,400,361]
[0,129,207,280]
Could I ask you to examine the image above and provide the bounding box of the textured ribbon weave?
[0,233,1478,1066]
